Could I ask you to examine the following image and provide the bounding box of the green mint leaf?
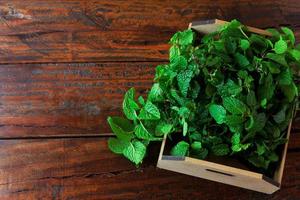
[193,148,208,159]
[135,122,161,141]
[289,49,300,61]
[223,97,248,114]
[170,89,185,106]
[178,107,190,118]
[235,52,250,68]
[266,28,280,39]
[248,155,270,170]
[123,141,147,165]
[268,152,279,162]
[108,138,130,154]
[177,69,193,97]
[208,104,227,124]
[266,53,288,67]
[273,106,287,124]
[280,82,298,102]
[155,123,173,136]
[274,37,287,54]
[191,141,202,150]
[171,141,190,156]
[182,118,188,136]
[148,83,164,102]
[123,88,139,120]
[261,98,267,109]
[278,69,292,85]
[169,45,180,62]
[217,79,242,97]
[258,74,275,101]
[224,38,237,54]
[256,142,266,156]
[138,101,160,120]
[138,96,145,106]
[246,91,257,107]
[179,29,194,46]
[262,61,280,74]
[231,132,240,145]
[240,39,250,50]
[225,115,245,127]
[171,55,187,71]
[211,144,229,156]
[107,117,135,141]
[281,27,295,45]
[248,113,267,134]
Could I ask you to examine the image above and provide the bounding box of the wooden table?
[0,1,299,199]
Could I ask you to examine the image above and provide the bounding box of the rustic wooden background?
[0,0,299,199]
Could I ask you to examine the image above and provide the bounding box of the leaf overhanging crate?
[156,19,292,194]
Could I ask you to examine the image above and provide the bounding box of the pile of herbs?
[107,20,299,174]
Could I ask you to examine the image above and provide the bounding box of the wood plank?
[0,62,299,138]
[0,138,298,199]
[0,62,156,137]
[0,0,293,63]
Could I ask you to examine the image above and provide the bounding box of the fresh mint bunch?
[107,20,299,171]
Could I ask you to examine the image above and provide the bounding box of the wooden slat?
[0,138,298,199]
[0,62,299,138]
[0,0,293,63]
[0,62,157,137]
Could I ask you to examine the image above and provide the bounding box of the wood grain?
[0,0,299,199]
[0,137,298,199]
[0,62,157,137]
[0,0,297,63]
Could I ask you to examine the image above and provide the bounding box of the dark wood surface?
[0,0,299,199]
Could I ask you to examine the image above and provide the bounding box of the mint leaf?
[123,141,147,165]
[278,69,292,85]
[246,91,257,107]
[123,88,139,120]
[266,53,288,67]
[225,115,245,127]
[148,83,164,102]
[273,106,287,124]
[171,55,187,71]
[248,113,267,134]
[107,117,134,141]
[274,37,287,54]
[191,141,202,150]
[135,122,161,141]
[182,118,188,136]
[217,79,242,97]
[108,138,130,154]
[169,45,180,62]
[262,61,280,74]
[258,74,275,100]
[281,82,298,102]
[248,155,269,170]
[170,141,189,156]
[235,52,250,68]
[208,104,227,124]
[179,30,194,46]
[289,49,300,61]
[155,123,173,136]
[223,97,248,114]
[211,144,229,156]
[138,96,145,106]
[177,69,193,97]
[281,27,295,45]
[240,39,250,50]
[138,101,160,120]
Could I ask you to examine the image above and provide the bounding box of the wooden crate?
[157,19,291,194]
